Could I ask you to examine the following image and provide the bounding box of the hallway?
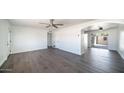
[1,48,124,73]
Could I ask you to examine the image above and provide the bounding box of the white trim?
[118,51,124,60]
[0,55,8,67]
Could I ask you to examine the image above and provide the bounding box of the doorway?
[93,31,109,49]
[47,32,53,48]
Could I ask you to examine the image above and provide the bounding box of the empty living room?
[1,1,124,93]
[0,19,124,73]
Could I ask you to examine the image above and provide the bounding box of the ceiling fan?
[39,19,64,28]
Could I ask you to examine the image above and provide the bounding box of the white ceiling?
[84,23,118,31]
[9,19,93,29]
[9,19,124,31]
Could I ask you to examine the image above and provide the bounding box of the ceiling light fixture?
[99,27,103,31]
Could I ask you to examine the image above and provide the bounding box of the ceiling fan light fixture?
[39,19,64,29]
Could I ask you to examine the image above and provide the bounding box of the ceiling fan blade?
[54,24,64,26]
[39,23,49,25]
[53,24,58,28]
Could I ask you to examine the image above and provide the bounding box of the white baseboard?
[55,47,81,55]
[11,47,48,54]
[117,50,124,60]
[119,52,124,60]
[0,55,8,68]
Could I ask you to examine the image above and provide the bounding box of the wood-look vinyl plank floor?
[0,48,124,73]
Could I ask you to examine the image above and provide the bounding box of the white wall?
[81,31,88,54]
[53,20,106,55]
[53,25,81,55]
[108,28,118,50]
[11,26,47,54]
[0,20,11,66]
[118,25,124,59]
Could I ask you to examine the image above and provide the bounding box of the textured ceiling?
[9,19,93,29]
